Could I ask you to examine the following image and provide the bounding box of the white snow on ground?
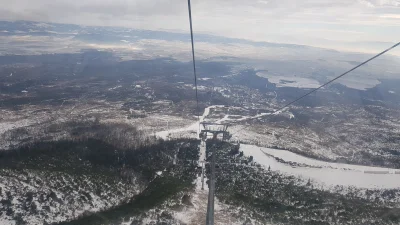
[205,105,272,124]
[173,176,250,225]
[155,105,226,140]
[0,120,34,136]
[193,85,207,91]
[199,140,206,165]
[0,169,141,225]
[155,122,199,140]
[389,90,396,94]
[198,78,212,81]
[0,218,15,225]
[201,105,225,122]
[173,176,208,224]
[241,144,400,189]
[108,85,122,91]
[154,104,277,141]
[260,146,400,172]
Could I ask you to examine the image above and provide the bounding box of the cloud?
[0,0,399,53]
[364,0,400,7]
[380,14,400,18]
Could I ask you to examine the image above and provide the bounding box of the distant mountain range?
[0,20,317,49]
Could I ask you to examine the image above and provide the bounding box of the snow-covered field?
[241,144,400,189]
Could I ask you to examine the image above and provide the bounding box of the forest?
[206,140,400,225]
[0,121,200,225]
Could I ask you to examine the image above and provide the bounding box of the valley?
[1,20,400,225]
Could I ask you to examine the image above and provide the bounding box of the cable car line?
[273,42,400,114]
[188,0,201,123]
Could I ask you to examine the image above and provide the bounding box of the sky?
[1,0,400,54]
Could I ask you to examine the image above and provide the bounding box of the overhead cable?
[187,0,201,122]
[230,42,400,135]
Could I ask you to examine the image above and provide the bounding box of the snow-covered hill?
[0,169,141,224]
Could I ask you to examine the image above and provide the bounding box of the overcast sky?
[1,0,400,53]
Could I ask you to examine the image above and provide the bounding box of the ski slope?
[155,105,275,140]
[241,144,400,189]
[155,105,225,139]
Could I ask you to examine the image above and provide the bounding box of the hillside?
[0,128,199,224]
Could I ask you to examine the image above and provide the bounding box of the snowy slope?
[260,146,400,172]
[241,144,400,189]
[155,105,224,139]
[0,169,141,225]
[155,105,273,140]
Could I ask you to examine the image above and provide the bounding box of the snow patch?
[193,85,207,91]
[108,85,122,91]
